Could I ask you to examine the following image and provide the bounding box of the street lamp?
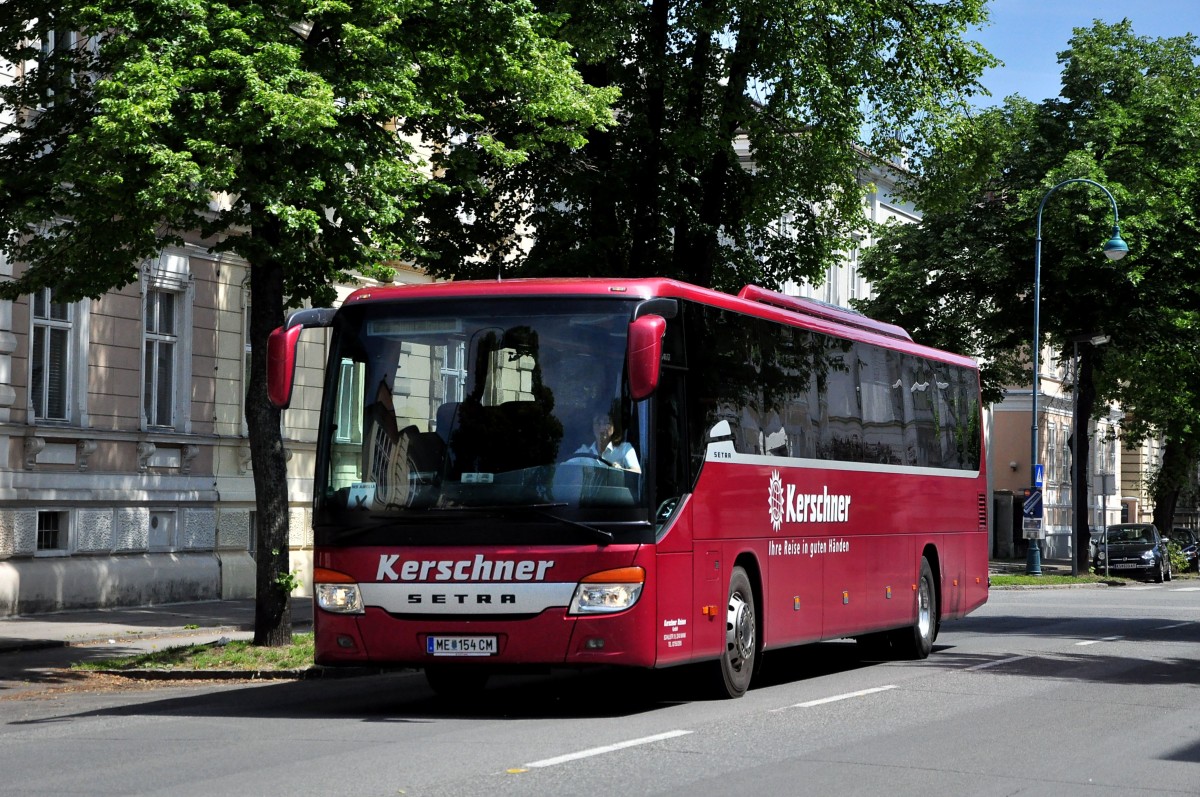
[1028,178,1127,575]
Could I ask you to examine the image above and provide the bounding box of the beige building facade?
[0,246,259,614]
[0,234,435,616]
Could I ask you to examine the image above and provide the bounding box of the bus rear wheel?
[890,556,937,660]
[714,566,758,699]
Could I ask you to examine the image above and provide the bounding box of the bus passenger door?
[656,548,694,664]
[654,364,696,664]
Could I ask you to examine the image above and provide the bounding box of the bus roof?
[340,277,977,369]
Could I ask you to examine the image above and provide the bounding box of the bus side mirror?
[267,324,304,409]
[627,314,666,400]
[266,307,337,409]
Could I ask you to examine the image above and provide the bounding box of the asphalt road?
[1,584,1197,797]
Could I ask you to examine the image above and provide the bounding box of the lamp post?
[1070,333,1110,576]
[1029,178,1127,575]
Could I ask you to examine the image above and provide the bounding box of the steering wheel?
[564,453,619,468]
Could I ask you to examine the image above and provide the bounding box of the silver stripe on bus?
[704,446,981,478]
[358,582,578,615]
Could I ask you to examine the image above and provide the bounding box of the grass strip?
[73,633,315,672]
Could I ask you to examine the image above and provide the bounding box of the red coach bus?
[267,278,988,698]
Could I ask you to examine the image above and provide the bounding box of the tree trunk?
[1152,435,1198,534]
[1073,346,1096,574]
[246,245,293,646]
[628,0,668,274]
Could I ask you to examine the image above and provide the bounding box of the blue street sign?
[1033,463,1044,488]
[1022,487,1044,539]
[1022,488,1043,517]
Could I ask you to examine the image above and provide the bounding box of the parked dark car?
[1088,528,1105,563]
[1167,527,1199,572]
[1093,523,1172,582]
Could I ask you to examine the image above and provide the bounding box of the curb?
[91,665,393,681]
[1,621,312,657]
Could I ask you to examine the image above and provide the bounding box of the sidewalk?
[988,558,1073,575]
[0,597,313,655]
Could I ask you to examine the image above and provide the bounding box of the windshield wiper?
[459,503,615,545]
[522,507,614,545]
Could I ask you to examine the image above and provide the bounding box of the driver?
[576,411,640,472]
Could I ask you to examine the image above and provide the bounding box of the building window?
[30,288,72,421]
[37,27,80,106]
[334,359,364,443]
[440,340,467,405]
[243,300,253,397]
[144,289,178,428]
[36,510,68,552]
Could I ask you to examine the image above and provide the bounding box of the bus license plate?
[427,636,498,656]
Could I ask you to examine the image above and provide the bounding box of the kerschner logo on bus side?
[767,470,852,532]
[376,554,555,582]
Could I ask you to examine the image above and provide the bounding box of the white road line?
[966,655,1029,671]
[773,685,897,711]
[523,730,693,768]
[1075,636,1123,646]
[1156,622,1192,629]
[1171,587,1200,592]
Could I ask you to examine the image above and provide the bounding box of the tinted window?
[685,303,981,470]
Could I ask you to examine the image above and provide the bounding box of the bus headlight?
[569,567,645,615]
[314,567,365,614]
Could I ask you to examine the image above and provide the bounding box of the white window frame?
[440,340,467,404]
[35,509,71,556]
[38,28,78,107]
[242,285,252,437]
[27,287,90,426]
[141,254,193,432]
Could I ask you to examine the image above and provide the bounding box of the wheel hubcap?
[726,591,755,669]
[916,578,932,639]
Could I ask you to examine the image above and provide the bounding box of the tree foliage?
[0,0,612,642]
[858,20,1200,554]
[419,0,997,293]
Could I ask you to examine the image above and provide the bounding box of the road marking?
[1156,622,1191,629]
[773,685,897,711]
[966,655,1029,671]
[1075,636,1123,646]
[1171,587,1200,592]
[523,730,693,768]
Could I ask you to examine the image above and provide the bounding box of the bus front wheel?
[714,566,758,699]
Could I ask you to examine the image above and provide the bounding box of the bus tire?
[890,557,937,660]
[425,665,490,698]
[714,566,758,699]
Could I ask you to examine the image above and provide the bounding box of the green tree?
[419,0,997,293]
[0,0,612,643]
[859,20,1200,571]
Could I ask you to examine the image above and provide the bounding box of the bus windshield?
[316,297,648,529]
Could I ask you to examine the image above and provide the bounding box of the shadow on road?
[5,612,1197,725]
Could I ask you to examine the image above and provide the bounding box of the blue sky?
[968,0,1200,106]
